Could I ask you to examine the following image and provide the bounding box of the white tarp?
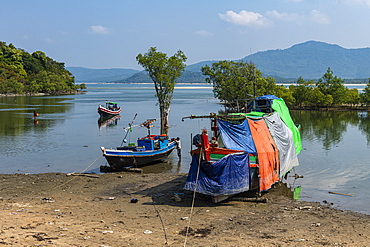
[264,112,299,177]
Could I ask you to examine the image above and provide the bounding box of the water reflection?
[358,113,370,146]
[98,115,121,130]
[0,96,73,137]
[270,180,302,201]
[291,110,370,150]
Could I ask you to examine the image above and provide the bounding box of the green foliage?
[136,47,187,134]
[202,61,292,111]
[289,68,370,108]
[0,41,79,95]
[360,79,370,105]
[201,61,259,111]
[316,68,349,105]
[203,62,367,109]
[78,83,87,90]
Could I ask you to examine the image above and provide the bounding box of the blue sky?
[2,0,370,70]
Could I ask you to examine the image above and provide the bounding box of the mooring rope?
[183,147,203,247]
[152,200,169,245]
[50,155,101,191]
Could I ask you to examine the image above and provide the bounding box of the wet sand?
[0,172,369,246]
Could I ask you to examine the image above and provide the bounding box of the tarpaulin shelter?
[184,153,250,196]
[264,112,299,177]
[247,118,280,191]
[271,98,302,154]
[184,95,301,198]
[217,119,256,154]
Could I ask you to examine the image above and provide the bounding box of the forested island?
[0,42,85,95]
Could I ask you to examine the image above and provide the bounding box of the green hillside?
[0,42,79,95]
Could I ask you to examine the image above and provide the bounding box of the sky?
[2,0,370,70]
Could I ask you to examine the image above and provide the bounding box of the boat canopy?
[184,152,251,196]
[184,95,302,194]
[217,116,280,191]
[264,112,299,177]
[217,118,256,154]
[271,98,302,154]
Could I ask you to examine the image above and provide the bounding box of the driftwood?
[230,197,268,203]
[100,165,143,173]
[328,191,354,197]
[66,173,100,178]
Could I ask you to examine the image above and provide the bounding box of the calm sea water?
[1,83,369,215]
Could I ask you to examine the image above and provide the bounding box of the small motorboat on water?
[100,136,177,171]
[100,118,177,172]
[98,101,121,117]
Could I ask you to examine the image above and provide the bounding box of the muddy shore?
[0,172,369,246]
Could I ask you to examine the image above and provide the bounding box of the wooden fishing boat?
[100,118,177,171]
[98,101,121,117]
[183,95,302,202]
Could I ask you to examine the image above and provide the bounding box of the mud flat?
[0,172,369,246]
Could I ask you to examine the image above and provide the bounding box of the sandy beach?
[1,172,369,247]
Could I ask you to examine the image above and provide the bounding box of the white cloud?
[219,10,271,27]
[309,10,330,24]
[267,10,300,22]
[266,9,330,25]
[89,25,109,35]
[195,30,213,37]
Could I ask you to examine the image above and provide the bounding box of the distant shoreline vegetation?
[106,71,370,85]
[0,42,85,95]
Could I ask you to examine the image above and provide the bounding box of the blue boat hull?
[100,142,176,171]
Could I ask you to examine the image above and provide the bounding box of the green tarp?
[272,99,302,154]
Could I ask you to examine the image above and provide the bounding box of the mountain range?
[67,41,370,83]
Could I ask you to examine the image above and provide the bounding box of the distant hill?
[66,67,139,82]
[187,41,370,80]
[68,41,370,83]
[245,41,370,79]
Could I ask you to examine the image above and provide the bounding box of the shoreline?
[0,90,83,97]
[1,172,369,246]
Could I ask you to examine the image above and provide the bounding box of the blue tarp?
[217,119,257,155]
[255,95,280,100]
[184,153,250,196]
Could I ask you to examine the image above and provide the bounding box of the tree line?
[134,48,370,134]
[201,60,370,111]
[0,42,85,95]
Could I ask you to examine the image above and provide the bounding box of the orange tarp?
[248,118,280,191]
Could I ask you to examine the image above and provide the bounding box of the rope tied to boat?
[151,200,169,245]
[50,155,101,191]
[183,146,203,247]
